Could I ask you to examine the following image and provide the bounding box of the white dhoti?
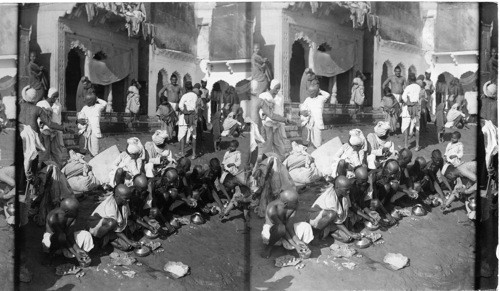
[261,222,314,249]
[42,230,94,256]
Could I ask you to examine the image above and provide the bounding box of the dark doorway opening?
[65,48,85,111]
[289,40,307,103]
[336,70,352,104]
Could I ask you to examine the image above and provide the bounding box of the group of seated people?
[39,128,256,267]
[257,121,477,258]
[37,117,477,266]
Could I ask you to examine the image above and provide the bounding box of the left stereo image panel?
[0,3,18,289]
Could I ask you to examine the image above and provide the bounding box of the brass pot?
[364,220,379,231]
[412,204,427,216]
[143,229,159,239]
[134,246,152,257]
[190,212,205,225]
[354,237,372,249]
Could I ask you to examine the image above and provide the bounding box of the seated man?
[128,174,161,234]
[309,176,362,242]
[144,130,176,178]
[366,121,397,170]
[408,157,431,197]
[424,149,453,202]
[88,184,140,251]
[261,189,313,258]
[331,129,367,179]
[369,160,402,225]
[445,103,468,129]
[109,137,146,187]
[43,198,93,267]
[442,161,477,211]
[220,175,256,224]
[349,166,380,226]
[397,148,413,188]
[149,168,184,233]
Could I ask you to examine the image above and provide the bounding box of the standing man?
[382,66,406,104]
[300,83,330,149]
[177,81,199,160]
[27,51,48,103]
[200,78,210,123]
[251,43,270,125]
[424,69,435,115]
[159,74,185,138]
[401,73,421,150]
[257,80,291,161]
[36,88,65,167]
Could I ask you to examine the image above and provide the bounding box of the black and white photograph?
[0,1,496,290]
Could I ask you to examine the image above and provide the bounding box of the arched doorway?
[459,71,476,92]
[408,65,417,77]
[156,69,168,110]
[289,39,309,103]
[381,60,393,92]
[183,73,192,89]
[65,47,85,111]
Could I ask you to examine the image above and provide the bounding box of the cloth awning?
[311,43,356,77]
[84,51,132,86]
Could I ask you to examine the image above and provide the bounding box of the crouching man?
[88,184,140,251]
[43,198,93,267]
[261,189,313,258]
[309,176,362,242]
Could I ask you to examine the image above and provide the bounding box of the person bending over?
[261,189,313,258]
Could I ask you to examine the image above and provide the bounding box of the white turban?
[374,121,391,137]
[483,81,497,98]
[152,130,169,146]
[126,137,145,158]
[270,79,281,90]
[349,135,363,146]
[348,128,367,150]
[48,88,58,99]
[22,85,37,103]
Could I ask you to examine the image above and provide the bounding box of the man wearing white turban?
[36,88,66,167]
[108,137,146,187]
[257,80,291,161]
[19,85,64,177]
[144,130,176,178]
[330,129,367,178]
[366,122,396,170]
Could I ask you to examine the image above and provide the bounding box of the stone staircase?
[61,105,385,148]
[61,112,162,149]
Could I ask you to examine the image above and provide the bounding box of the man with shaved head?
[88,184,140,251]
[349,166,380,226]
[43,198,93,266]
[128,174,160,235]
[261,189,313,258]
[309,176,362,242]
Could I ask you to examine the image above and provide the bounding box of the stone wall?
[0,5,18,56]
[434,3,479,52]
[149,3,198,55]
[373,2,424,47]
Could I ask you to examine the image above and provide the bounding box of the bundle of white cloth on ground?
[61,150,100,194]
[283,142,321,186]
